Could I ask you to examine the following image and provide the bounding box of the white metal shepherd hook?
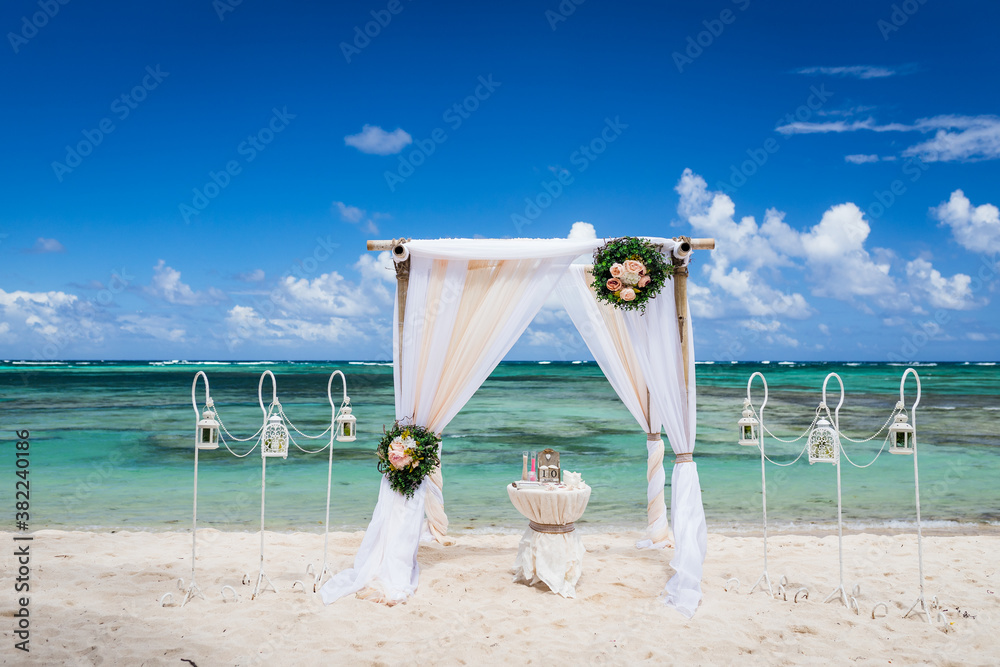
[252,370,280,599]
[820,372,850,608]
[746,372,773,597]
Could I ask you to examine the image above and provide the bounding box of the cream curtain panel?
[321,239,598,604]
[622,285,706,618]
[554,265,670,549]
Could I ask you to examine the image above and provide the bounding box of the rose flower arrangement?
[591,236,673,311]
[376,422,441,499]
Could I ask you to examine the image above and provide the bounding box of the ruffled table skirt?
[507,483,591,598]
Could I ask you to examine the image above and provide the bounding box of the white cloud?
[568,221,596,240]
[145,260,225,306]
[0,288,106,350]
[224,304,363,348]
[797,203,898,304]
[344,124,412,155]
[844,154,880,164]
[795,65,899,79]
[777,114,1000,162]
[236,269,265,283]
[26,237,65,254]
[932,189,1000,255]
[333,201,385,234]
[675,169,809,319]
[818,323,830,335]
[334,201,365,223]
[905,258,978,310]
[117,314,187,342]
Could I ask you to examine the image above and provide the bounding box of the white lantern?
[888,412,915,455]
[808,417,840,465]
[195,409,220,450]
[261,414,289,459]
[335,402,357,443]
[738,407,759,446]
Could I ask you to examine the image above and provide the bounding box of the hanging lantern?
[738,404,759,446]
[195,409,220,450]
[335,401,357,443]
[261,414,289,459]
[808,416,840,465]
[888,411,915,455]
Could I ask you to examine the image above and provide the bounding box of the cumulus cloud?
[568,221,597,240]
[844,154,880,164]
[932,189,1000,254]
[0,288,106,352]
[145,260,226,306]
[675,169,809,319]
[795,65,900,79]
[344,124,412,155]
[223,252,396,349]
[26,237,65,254]
[905,258,977,310]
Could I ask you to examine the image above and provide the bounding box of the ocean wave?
[975,362,997,366]
[537,361,551,365]
[347,361,392,366]
[236,361,277,365]
[846,362,861,366]
[778,361,795,366]
[12,361,67,365]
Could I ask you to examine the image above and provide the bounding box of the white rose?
[622,271,640,286]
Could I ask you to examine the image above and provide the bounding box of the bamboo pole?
[366,238,716,252]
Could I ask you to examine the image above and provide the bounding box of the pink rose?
[606,277,623,291]
[388,449,413,470]
[620,287,636,301]
[624,259,644,274]
[638,274,651,287]
[609,263,624,278]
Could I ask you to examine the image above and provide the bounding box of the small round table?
[506,482,591,598]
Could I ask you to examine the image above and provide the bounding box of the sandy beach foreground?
[4,529,996,665]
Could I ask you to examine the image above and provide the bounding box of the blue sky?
[2,0,999,361]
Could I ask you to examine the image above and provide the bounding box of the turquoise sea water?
[2,360,998,534]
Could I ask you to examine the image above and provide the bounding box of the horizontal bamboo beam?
[366,237,716,251]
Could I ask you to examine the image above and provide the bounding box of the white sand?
[6,529,998,665]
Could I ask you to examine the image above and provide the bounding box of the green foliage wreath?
[591,237,673,312]
[376,422,441,499]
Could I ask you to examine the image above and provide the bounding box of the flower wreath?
[591,237,674,312]
[376,422,441,499]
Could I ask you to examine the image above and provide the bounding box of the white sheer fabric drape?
[554,265,670,549]
[322,239,596,604]
[622,288,706,618]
